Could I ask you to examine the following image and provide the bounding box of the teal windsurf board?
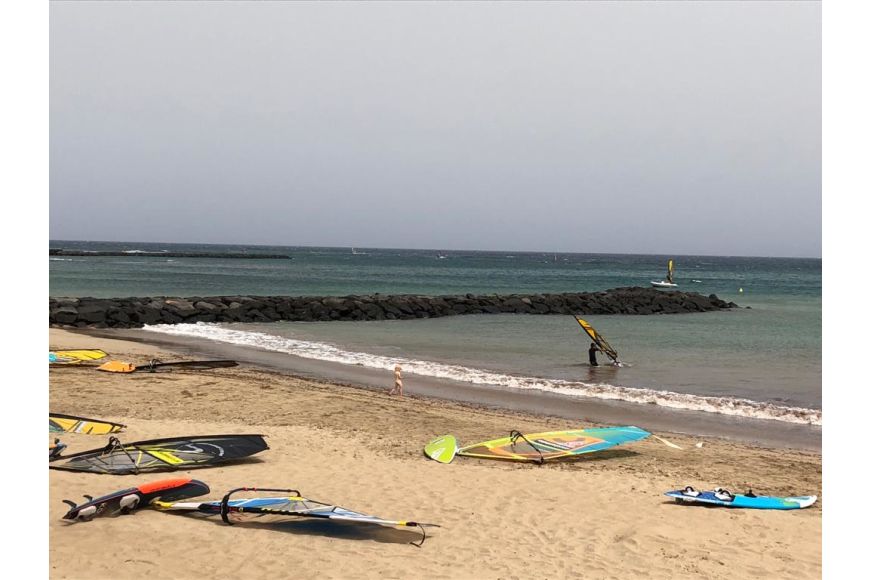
[665,487,816,510]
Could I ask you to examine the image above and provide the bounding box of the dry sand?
[49,329,821,579]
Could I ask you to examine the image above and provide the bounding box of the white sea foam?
[144,323,822,427]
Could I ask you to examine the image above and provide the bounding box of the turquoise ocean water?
[50,241,822,425]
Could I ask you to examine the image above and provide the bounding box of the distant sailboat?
[651,259,678,288]
[351,247,368,255]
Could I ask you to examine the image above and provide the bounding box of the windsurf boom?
[49,434,268,474]
[573,316,620,364]
[156,486,440,546]
[424,426,650,465]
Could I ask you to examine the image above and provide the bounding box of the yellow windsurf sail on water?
[667,259,675,284]
[49,349,109,364]
[573,316,619,363]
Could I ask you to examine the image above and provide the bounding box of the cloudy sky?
[50,1,820,257]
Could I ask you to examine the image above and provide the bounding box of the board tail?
[423,435,458,464]
[786,495,818,509]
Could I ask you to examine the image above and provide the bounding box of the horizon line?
[48,238,822,261]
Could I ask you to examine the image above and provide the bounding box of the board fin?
[63,499,77,509]
[423,435,458,464]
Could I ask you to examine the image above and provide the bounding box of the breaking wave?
[144,323,822,426]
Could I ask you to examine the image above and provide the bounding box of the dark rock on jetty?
[49,249,291,259]
[49,287,739,329]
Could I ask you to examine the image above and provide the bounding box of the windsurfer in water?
[389,364,404,397]
[588,342,600,367]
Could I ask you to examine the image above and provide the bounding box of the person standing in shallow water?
[389,364,404,396]
[588,342,600,367]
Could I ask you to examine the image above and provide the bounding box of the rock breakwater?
[49,287,738,329]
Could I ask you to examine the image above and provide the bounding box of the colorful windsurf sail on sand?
[664,487,817,510]
[50,349,109,364]
[97,359,238,373]
[155,486,440,546]
[49,434,268,474]
[424,426,650,465]
[49,413,126,435]
[62,478,210,522]
[573,316,620,364]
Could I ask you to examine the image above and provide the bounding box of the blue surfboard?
[665,488,816,510]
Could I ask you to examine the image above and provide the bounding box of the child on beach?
[389,364,404,397]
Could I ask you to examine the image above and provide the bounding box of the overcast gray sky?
[50,1,820,258]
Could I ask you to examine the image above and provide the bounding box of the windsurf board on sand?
[665,487,816,510]
[62,478,210,521]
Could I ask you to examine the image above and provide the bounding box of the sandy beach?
[49,328,821,579]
